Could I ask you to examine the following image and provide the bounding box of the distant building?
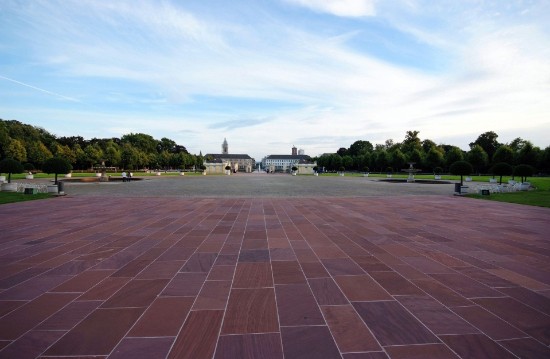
[204,138,255,173]
[262,147,314,173]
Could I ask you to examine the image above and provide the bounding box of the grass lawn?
[0,192,53,205]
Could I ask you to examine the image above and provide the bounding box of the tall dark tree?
[470,131,500,160]
[348,140,373,156]
[43,157,72,184]
[492,145,514,165]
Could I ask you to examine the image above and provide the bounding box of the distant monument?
[222,138,228,154]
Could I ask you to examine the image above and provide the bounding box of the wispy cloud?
[0,75,81,103]
[1,0,549,159]
[284,0,376,17]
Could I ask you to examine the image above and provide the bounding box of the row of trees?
[315,131,550,174]
[0,120,203,171]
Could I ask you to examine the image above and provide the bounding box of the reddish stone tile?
[334,275,392,301]
[385,344,460,359]
[322,258,364,276]
[157,246,195,261]
[222,288,279,334]
[37,300,101,330]
[321,305,381,352]
[498,337,550,359]
[487,268,549,291]
[430,273,501,298]
[281,326,341,359]
[412,278,473,307]
[207,265,236,281]
[193,280,231,310]
[101,279,168,308]
[353,301,439,346]
[128,296,194,337]
[271,261,306,284]
[168,310,224,359]
[342,353,389,359]
[351,255,392,272]
[0,292,77,340]
[275,284,324,326]
[0,300,25,318]
[238,249,270,263]
[180,252,218,272]
[162,272,207,296]
[233,262,272,288]
[109,337,174,359]
[111,259,152,277]
[52,270,113,293]
[241,239,268,250]
[79,277,131,301]
[452,305,527,340]
[269,248,297,261]
[312,246,348,259]
[308,278,348,305]
[300,261,330,278]
[0,330,65,359]
[440,334,517,359]
[498,286,550,315]
[397,296,479,335]
[44,308,144,356]
[474,297,550,345]
[369,271,423,295]
[214,333,283,359]
[136,260,184,279]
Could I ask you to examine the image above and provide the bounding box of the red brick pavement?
[0,196,549,358]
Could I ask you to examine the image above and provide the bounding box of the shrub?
[292,166,298,172]
[339,166,345,172]
[434,166,443,175]
[449,160,473,185]
[23,163,35,172]
[513,164,534,183]
[43,157,72,184]
[490,162,513,184]
[0,158,24,183]
[363,166,370,173]
[386,166,393,174]
[225,165,231,171]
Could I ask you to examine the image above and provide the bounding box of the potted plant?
[339,166,345,176]
[386,167,393,178]
[489,162,513,185]
[43,157,72,193]
[292,166,298,175]
[24,163,35,179]
[313,166,318,176]
[449,160,473,194]
[433,167,442,180]
[225,165,231,175]
[200,164,206,175]
[363,166,370,177]
[0,158,23,191]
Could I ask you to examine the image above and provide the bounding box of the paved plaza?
[0,174,549,358]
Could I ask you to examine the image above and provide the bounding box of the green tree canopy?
[449,160,473,185]
[0,158,24,183]
[490,162,513,184]
[492,145,514,165]
[43,157,72,184]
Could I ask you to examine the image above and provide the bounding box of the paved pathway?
[0,176,549,358]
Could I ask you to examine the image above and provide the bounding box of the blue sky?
[1,0,549,160]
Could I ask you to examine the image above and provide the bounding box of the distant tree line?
[0,119,203,171]
[315,130,550,174]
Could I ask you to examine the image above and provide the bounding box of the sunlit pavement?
[0,177,549,358]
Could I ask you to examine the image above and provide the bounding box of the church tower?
[222,138,228,154]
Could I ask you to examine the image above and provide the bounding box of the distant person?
[122,171,127,182]
[128,172,133,182]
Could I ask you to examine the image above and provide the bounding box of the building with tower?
[204,138,255,174]
[262,146,314,173]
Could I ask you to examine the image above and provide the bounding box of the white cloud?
[284,0,376,17]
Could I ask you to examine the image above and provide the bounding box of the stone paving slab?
[0,180,549,358]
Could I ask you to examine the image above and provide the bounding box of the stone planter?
[180,172,185,176]
[434,175,441,180]
[465,177,472,182]
[1,182,17,192]
[314,173,319,176]
[95,173,102,177]
[202,172,206,175]
[226,170,231,175]
[489,178,497,183]
[47,184,59,193]
[156,172,161,176]
[0,175,6,183]
[386,174,392,178]
[26,174,34,180]
[65,173,72,178]
[519,182,530,191]
[363,173,369,177]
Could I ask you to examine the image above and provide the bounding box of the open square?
[1,175,549,358]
